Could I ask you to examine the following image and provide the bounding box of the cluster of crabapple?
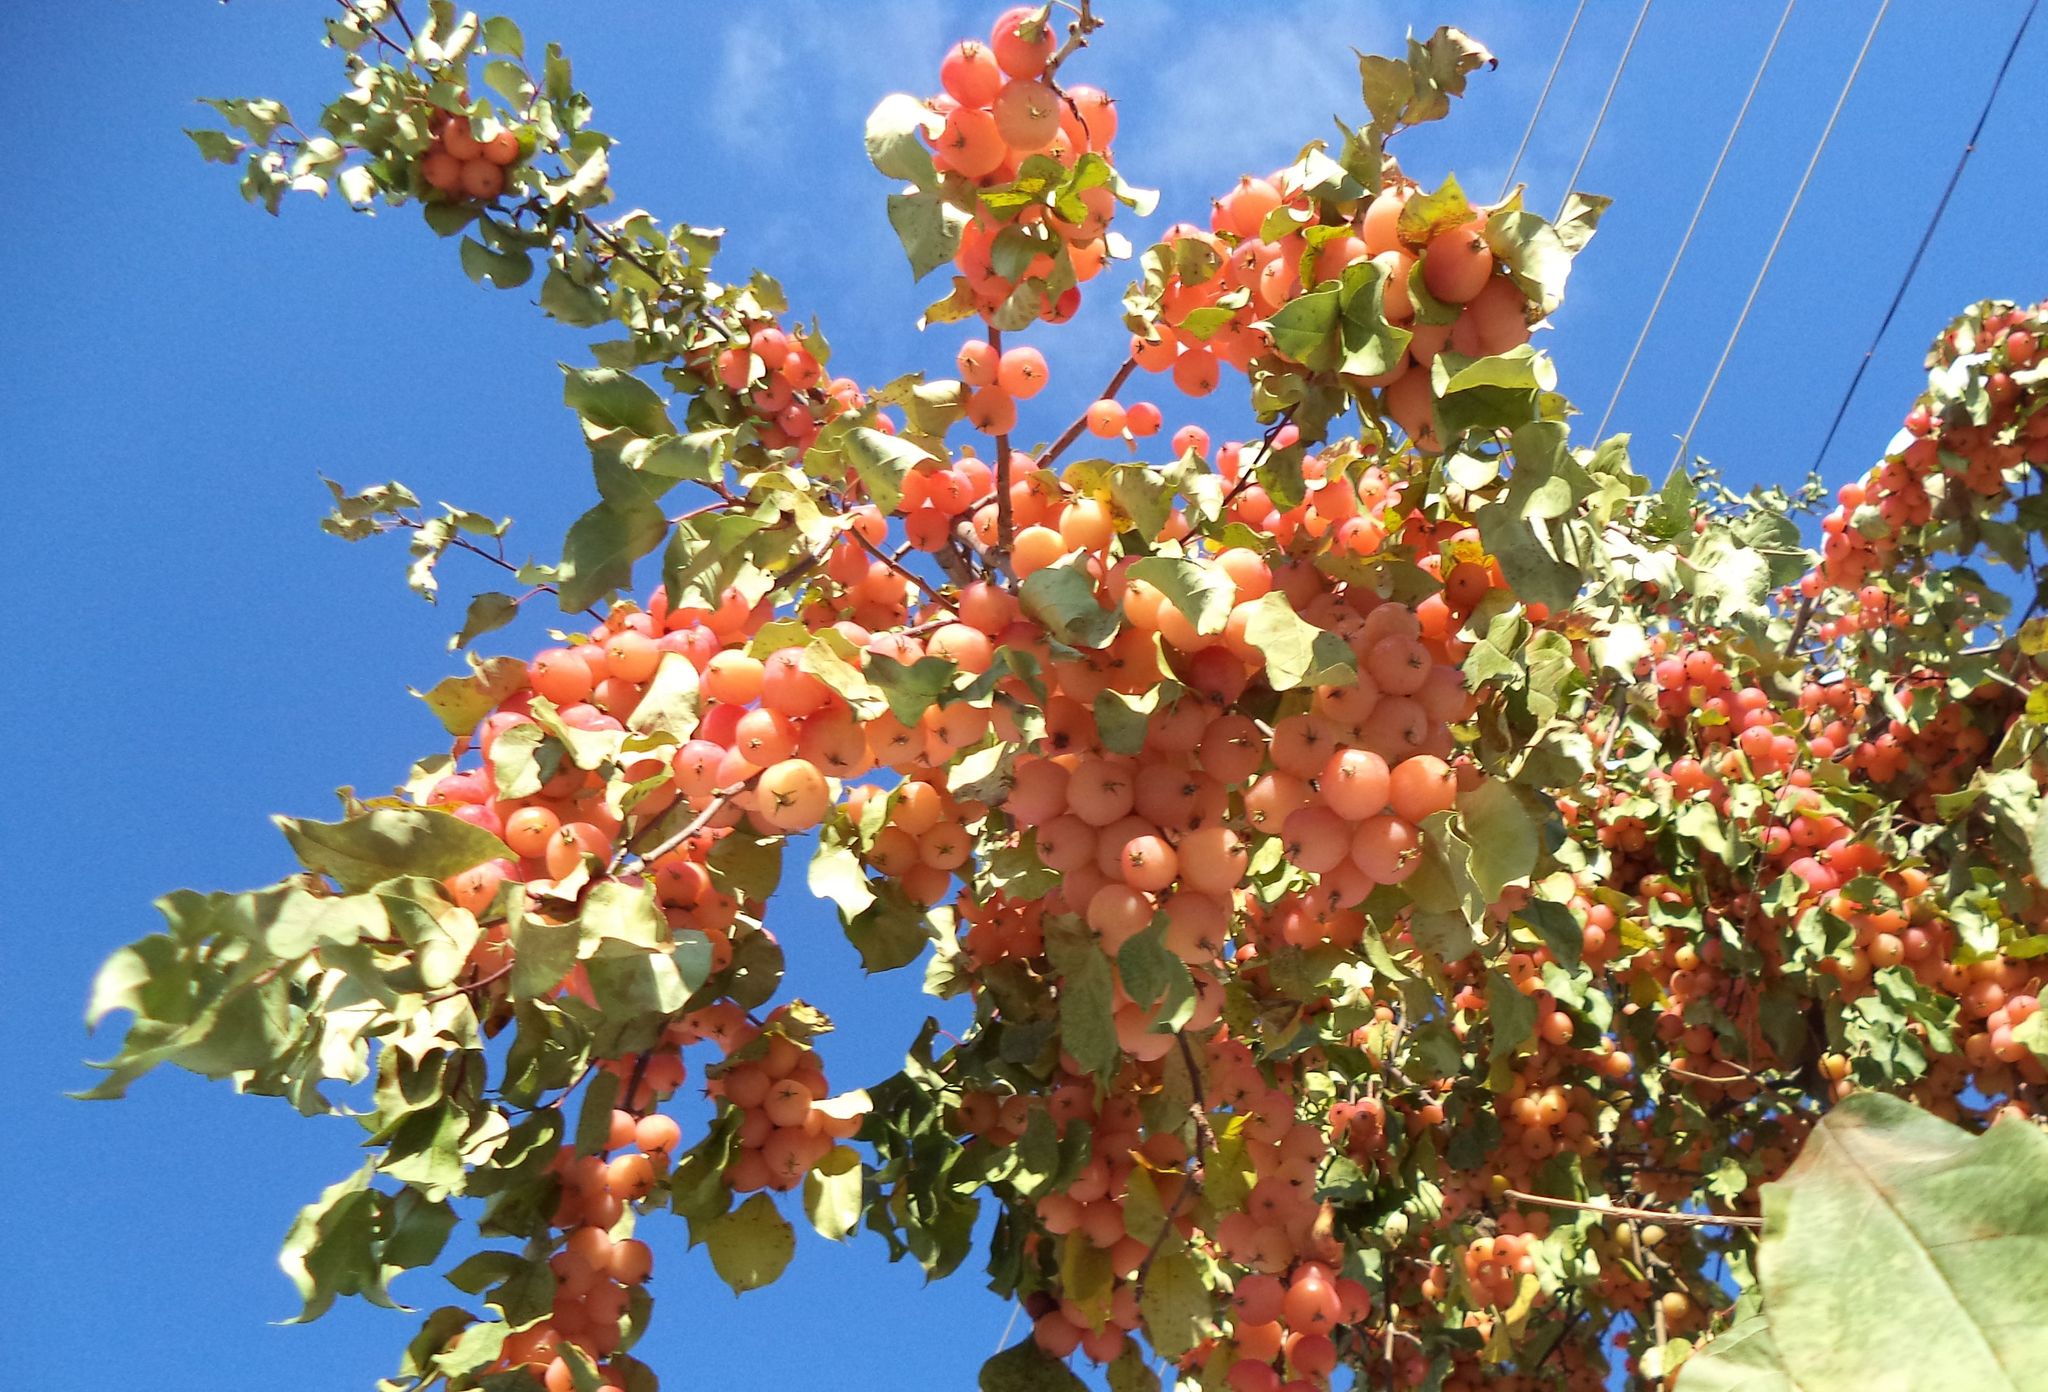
[924,9,1124,324]
[477,1121,667,1390]
[419,109,524,201]
[1810,301,2046,594]
[1124,171,1540,451]
[706,1031,863,1192]
[687,319,870,453]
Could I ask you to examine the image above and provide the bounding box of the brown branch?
[989,326,1017,573]
[422,960,514,1006]
[622,1049,655,1115]
[1219,404,1302,510]
[1782,591,1817,657]
[1174,1031,1215,1160]
[1034,356,1136,475]
[615,781,748,872]
[1634,1222,1669,1385]
[849,526,945,603]
[1501,1188,1761,1229]
[337,0,409,56]
[1042,0,1103,81]
[382,515,605,621]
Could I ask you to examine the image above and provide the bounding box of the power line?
[1554,0,1654,220]
[1807,0,2040,476]
[1595,0,1796,441]
[1497,0,1588,203]
[1671,0,1890,470]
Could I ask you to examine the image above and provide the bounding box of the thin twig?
[1174,1032,1215,1159]
[1042,0,1103,82]
[1034,356,1136,476]
[990,325,1017,574]
[850,526,945,603]
[622,1049,654,1113]
[422,960,514,1006]
[615,782,747,872]
[1132,1165,1195,1297]
[1219,404,1302,510]
[1502,1188,1760,1229]
[382,515,605,621]
[1782,591,1817,657]
[1635,1222,1669,1384]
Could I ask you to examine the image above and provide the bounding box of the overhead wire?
[1497,0,1588,202]
[1554,0,1655,220]
[1670,0,1891,470]
[1595,0,1796,441]
[1806,0,2040,475]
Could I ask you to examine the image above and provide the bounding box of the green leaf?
[415,655,530,738]
[279,807,509,893]
[1676,1313,1799,1392]
[702,1192,796,1293]
[459,237,534,289]
[980,1339,1089,1392]
[1430,346,1555,436]
[509,908,579,1001]
[1020,556,1121,649]
[1691,1093,2048,1390]
[810,839,877,918]
[865,93,942,189]
[453,592,520,650]
[864,650,958,724]
[563,366,674,437]
[278,1165,395,1321]
[1482,207,1579,316]
[1127,556,1234,636]
[1458,780,1541,903]
[1137,1245,1211,1359]
[1262,285,1340,370]
[1046,922,1120,1080]
[558,497,667,611]
[1515,899,1582,971]
[887,190,970,280]
[842,884,935,973]
[1116,920,1195,1031]
[627,652,701,739]
[841,426,932,515]
[801,1146,863,1241]
[1685,524,1773,619]
[1338,256,1412,377]
[1240,591,1356,690]
[1105,1345,1162,1392]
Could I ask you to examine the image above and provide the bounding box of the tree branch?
[422,959,513,1006]
[1500,1188,1761,1229]
[615,781,748,872]
[1035,356,1136,475]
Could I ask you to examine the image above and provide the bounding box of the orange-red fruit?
[1420,221,1494,304]
[758,758,832,832]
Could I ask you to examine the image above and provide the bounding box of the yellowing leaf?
[702,1193,795,1294]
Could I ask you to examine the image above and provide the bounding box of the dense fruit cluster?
[1809,301,2048,596]
[920,7,1128,326]
[420,108,524,201]
[1125,170,1544,456]
[108,9,2048,1392]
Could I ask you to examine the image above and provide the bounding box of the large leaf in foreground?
[1683,1092,2048,1391]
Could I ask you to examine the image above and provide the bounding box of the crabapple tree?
[90,4,2048,1391]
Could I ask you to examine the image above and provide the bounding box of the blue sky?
[4,2,2043,1389]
